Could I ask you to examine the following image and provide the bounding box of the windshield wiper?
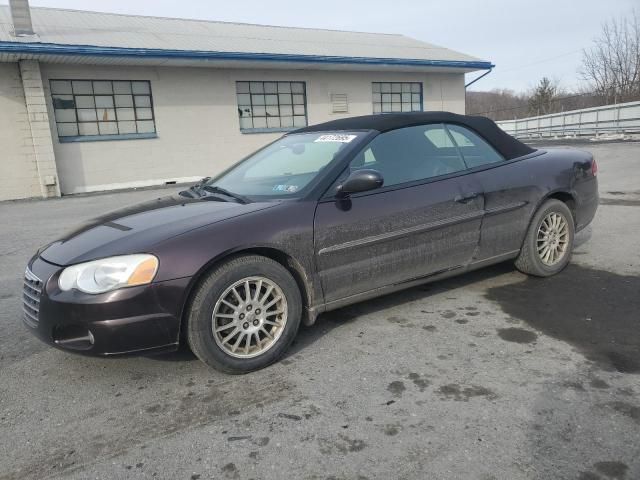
[179,177,211,198]
[202,185,250,204]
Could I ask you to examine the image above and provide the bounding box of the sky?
[17,0,640,92]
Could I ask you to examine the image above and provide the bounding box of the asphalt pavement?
[0,142,638,480]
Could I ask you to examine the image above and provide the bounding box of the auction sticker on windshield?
[314,134,358,143]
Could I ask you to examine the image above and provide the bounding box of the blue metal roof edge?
[0,41,494,69]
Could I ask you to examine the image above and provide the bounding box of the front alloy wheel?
[186,255,302,373]
[212,277,288,358]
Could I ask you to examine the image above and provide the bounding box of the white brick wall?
[19,60,60,198]
[39,64,467,196]
[1,62,467,200]
[0,62,42,201]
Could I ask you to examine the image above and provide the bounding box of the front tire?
[186,255,302,374]
[515,199,574,277]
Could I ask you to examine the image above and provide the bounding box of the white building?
[0,1,492,201]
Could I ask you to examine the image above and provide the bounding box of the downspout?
[464,68,493,115]
[465,68,493,88]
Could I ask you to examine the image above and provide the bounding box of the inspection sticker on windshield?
[314,134,357,143]
[273,184,299,193]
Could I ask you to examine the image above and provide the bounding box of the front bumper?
[23,255,190,355]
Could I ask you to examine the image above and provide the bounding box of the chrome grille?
[23,268,42,327]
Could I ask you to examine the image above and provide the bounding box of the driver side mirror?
[336,169,384,198]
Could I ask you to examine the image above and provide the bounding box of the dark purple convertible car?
[23,112,598,373]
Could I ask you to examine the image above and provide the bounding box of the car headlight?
[58,254,159,294]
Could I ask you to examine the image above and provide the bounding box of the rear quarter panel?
[472,148,596,260]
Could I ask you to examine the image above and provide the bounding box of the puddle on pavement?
[497,327,538,344]
[485,264,640,373]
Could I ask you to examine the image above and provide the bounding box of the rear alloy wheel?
[536,212,570,266]
[515,199,575,277]
[187,255,301,373]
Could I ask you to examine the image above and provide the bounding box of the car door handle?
[454,192,480,204]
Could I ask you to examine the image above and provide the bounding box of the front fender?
[149,200,320,327]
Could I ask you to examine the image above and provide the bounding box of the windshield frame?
[204,130,377,202]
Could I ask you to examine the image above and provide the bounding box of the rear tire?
[515,199,574,277]
[186,255,302,374]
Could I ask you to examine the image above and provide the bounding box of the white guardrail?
[496,100,640,138]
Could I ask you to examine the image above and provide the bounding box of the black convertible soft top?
[294,112,535,160]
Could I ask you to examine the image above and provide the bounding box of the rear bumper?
[23,256,190,355]
[575,177,599,231]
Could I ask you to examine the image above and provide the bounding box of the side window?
[363,148,377,164]
[424,128,455,148]
[446,124,504,168]
[345,124,466,189]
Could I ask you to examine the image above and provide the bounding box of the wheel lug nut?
[243,322,249,329]
[246,305,252,311]
[255,309,261,315]
[239,313,245,320]
[253,319,259,326]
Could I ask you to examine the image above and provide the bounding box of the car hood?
[39,194,277,266]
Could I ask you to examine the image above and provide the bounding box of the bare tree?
[466,89,528,120]
[527,77,561,116]
[581,10,640,103]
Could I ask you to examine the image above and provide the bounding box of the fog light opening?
[53,325,95,351]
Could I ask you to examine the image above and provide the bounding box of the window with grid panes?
[372,82,423,113]
[49,80,156,140]
[236,81,308,131]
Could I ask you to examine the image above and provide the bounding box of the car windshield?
[205,132,366,199]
